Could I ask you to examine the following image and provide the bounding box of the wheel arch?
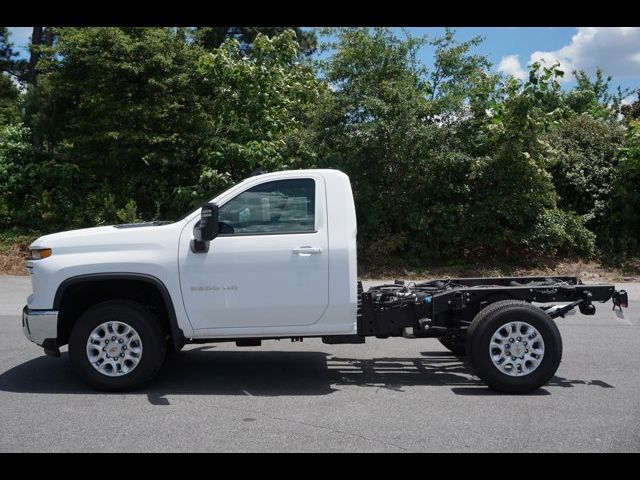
[53,273,185,351]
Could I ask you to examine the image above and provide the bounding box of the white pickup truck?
[23,169,627,393]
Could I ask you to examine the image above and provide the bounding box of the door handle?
[292,247,322,256]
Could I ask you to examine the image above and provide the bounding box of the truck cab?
[24,170,358,388]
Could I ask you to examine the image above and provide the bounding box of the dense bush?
[545,115,625,234]
[0,123,79,229]
[598,120,640,255]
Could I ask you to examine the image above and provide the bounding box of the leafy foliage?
[0,27,26,79]
[598,120,640,255]
[0,28,23,126]
[195,27,317,57]
[621,89,640,122]
[546,115,624,231]
[33,27,211,223]
[0,122,80,228]
[0,26,638,265]
[184,30,323,209]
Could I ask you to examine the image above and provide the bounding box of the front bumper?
[22,306,58,347]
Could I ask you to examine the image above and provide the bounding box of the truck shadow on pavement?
[0,347,614,403]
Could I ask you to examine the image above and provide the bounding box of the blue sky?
[8,27,640,97]
[319,27,640,96]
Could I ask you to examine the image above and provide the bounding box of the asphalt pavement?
[1,276,638,452]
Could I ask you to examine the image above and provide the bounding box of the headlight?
[28,248,52,260]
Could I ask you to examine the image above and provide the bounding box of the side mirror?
[198,202,219,241]
[192,203,219,253]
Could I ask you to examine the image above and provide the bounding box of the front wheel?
[466,301,562,394]
[69,300,166,391]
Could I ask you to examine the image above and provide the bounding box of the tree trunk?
[27,27,43,86]
[43,27,54,47]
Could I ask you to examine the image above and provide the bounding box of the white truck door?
[179,175,329,331]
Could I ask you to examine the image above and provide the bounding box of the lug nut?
[123,346,127,350]
[120,353,125,357]
[105,340,109,344]
[111,336,116,341]
[102,347,106,352]
[525,349,529,353]
[510,338,515,343]
[517,337,521,341]
[511,356,516,361]
[118,339,123,344]
[524,341,528,346]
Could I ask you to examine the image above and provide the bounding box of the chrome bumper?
[22,306,58,346]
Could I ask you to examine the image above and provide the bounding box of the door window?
[218,179,316,235]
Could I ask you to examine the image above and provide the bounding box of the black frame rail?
[358,276,617,338]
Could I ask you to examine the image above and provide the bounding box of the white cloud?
[497,54,527,80]
[530,27,640,80]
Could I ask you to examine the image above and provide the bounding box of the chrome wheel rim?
[489,321,545,377]
[86,321,143,377]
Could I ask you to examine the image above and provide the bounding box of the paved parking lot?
[1,276,639,452]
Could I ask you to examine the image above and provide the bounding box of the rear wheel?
[69,300,166,391]
[466,301,562,394]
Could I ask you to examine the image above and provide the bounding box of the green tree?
[0,75,20,126]
[0,27,24,126]
[0,27,26,80]
[545,115,625,232]
[34,27,210,223]
[195,27,316,56]
[21,28,321,227]
[599,119,640,255]
[621,89,640,123]
[424,28,492,120]
[0,122,79,229]
[310,28,497,260]
[2,25,636,269]
[468,62,595,257]
[311,28,432,255]
[179,30,323,210]
[565,68,631,120]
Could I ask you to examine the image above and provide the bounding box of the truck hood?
[30,222,185,254]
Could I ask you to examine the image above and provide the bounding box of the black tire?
[69,300,167,391]
[466,301,562,394]
[438,334,467,355]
